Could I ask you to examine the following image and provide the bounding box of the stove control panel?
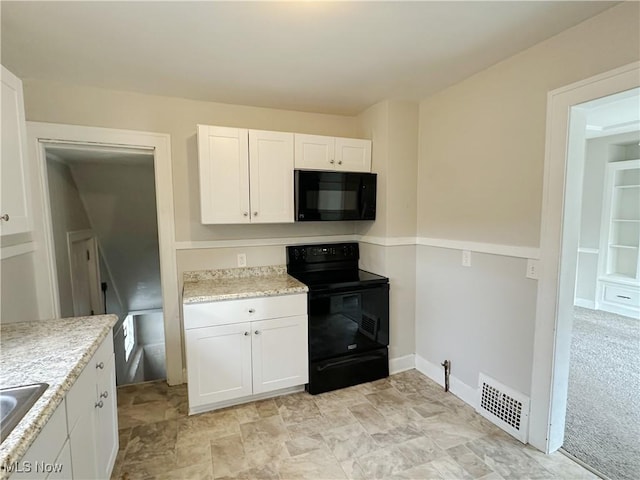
[287,242,359,264]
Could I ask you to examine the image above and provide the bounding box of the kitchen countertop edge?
[0,315,117,477]
[182,269,308,304]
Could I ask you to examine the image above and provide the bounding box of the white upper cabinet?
[197,125,250,224]
[197,125,294,224]
[248,129,294,223]
[1,65,31,236]
[295,133,371,172]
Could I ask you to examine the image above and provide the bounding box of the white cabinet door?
[335,137,372,172]
[48,440,72,480]
[185,322,253,408]
[197,125,250,224]
[68,363,99,480]
[251,315,308,394]
[294,134,335,171]
[1,65,31,235]
[67,334,118,480]
[95,352,118,479]
[10,403,68,479]
[248,130,294,223]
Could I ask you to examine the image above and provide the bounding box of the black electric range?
[286,242,390,394]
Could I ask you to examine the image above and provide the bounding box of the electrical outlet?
[462,250,472,267]
[237,253,247,267]
[526,259,539,279]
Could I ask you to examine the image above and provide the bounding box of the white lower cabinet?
[184,294,308,412]
[67,334,118,479]
[11,334,118,480]
[10,403,68,479]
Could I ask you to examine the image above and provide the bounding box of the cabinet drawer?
[184,293,307,329]
[603,284,639,307]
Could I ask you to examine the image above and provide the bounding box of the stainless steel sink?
[0,383,49,443]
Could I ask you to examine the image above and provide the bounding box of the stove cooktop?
[288,268,388,291]
[286,242,388,291]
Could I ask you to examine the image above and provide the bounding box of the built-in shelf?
[597,159,640,317]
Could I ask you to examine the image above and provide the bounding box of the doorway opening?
[44,143,167,385]
[564,88,640,479]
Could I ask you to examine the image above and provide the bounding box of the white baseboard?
[574,298,596,309]
[389,354,415,374]
[415,354,479,409]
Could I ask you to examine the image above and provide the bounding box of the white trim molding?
[175,234,358,250]
[389,354,415,374]
[0,242,36,260]
[177,234,540,260]
[415,354,478,409]
[417,237,540,260]
[26,121,182,386]
[530,61,640,454]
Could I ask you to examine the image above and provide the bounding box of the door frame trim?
[529,61,640,452]
[26,122,182,385]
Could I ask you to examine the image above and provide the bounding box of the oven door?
[295,170,376,221]
[307,283,389,362]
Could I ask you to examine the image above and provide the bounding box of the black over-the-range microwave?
[294,170,377,221]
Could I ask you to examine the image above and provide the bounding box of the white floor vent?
[477,373,530,443]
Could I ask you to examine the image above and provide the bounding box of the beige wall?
[23,80,361,244]
[414,1,639,404]
[357,100,419,239]
[417,1,640,247]
[1,253,40,323]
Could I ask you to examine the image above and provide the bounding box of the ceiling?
[1,1,618,115]
[582,88,640,139]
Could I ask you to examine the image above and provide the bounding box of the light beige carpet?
[564,307,640,480]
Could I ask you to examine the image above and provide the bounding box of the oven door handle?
[316,353,384,372]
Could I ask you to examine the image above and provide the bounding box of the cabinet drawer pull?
[248,308,255,313]
[244,331,250,336]
[329,159,335,164]
[338,160,342,165]
[243,212,249,217]
[95,400,104,409]
[96,361,105,369]
[616,295,632,300]
[100,391,109,399]
[0,214,9,222]
[253,212,258,217]
[254,330,261,335]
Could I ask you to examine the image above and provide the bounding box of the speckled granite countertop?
[0,314,117,477]
[183,265,308,304]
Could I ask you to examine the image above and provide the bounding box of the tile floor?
[112,370,597,479]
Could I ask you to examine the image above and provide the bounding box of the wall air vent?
[477,373,530,443]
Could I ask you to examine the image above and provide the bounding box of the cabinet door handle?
[616,295,631,300]
[0,214,9,222]
[96,361,105,370]
[243,212,249,217]
[253,212,258,217]
[254,330,261,335]
[244,331,250,336]
[100,391,109,399]
[95,400,104,409]
[338,160,343,165]
[248,308,255,313]
[329,159,335,164]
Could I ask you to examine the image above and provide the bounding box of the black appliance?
[294,170,377,221]
[286,242,389,394]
